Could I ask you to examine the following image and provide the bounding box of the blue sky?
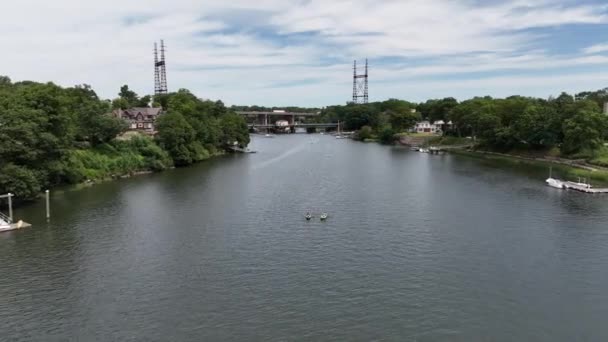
[2,0,608,106]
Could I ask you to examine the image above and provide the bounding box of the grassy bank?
[451,149,608,187]
[63,135,227,185]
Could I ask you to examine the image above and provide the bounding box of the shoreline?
[449,148,608,186]
[17,150,234,206]
[393,135,608,186]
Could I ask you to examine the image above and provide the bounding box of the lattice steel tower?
[154,40,168,95]
[352,59,368,104]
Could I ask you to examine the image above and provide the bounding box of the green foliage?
[378,127,396,145]
[84,114,128,146]
[155,112,201,166]
[64,137,173,183]
[417,97,458,122]
[358,125,374,140]
[562,110,608,154]
[156,89,250,159]
[0,164,41,201]
[0,77,249,202]
[447,95,608,155]
[317,99,421,143]
[118,85,139,108]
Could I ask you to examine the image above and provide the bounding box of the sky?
[2,0,608,106]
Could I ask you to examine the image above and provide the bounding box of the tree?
[137,95,151,107]
[389,110,420,132]
[417,97,458,122]
[111,98,129,110]
[84,115,128,146]
[0,164,41,201]
[562,110,608,154]
[221,113,250,147]
[118,85,139,108]
[155,112,203,166]
[358,125,373,140]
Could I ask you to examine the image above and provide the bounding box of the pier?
[0,193,32,232]
[563,181,608,194]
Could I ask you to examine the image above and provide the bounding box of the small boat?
[546,178,564,189]
[419,148,430,153]
[546,167,564,189]
[320,213,328,221]
[264,134,275,138]
[410,146,420,151]
[305,213,312,221]
[335,121,344,139]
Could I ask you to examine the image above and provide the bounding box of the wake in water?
[251,140,310,171]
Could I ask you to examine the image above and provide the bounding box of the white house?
[414,120,453,134]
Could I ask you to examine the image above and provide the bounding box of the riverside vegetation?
[0,76,249,202]
[316,90,608,162]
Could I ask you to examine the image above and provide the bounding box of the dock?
[563,181,608,194]
[1,193,33,233]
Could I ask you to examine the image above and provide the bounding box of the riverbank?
[450,149,608,187]
[393,133,608,186]
[8,136,233,206]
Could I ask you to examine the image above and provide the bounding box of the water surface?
[2,135,608,341]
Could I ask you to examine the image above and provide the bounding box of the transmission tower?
[352,59,368,104]
[154,40,168,95]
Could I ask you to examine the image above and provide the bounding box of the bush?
[378,127,396,145]
[0,164,42,201]
[357,125,373,141]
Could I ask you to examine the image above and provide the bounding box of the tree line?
[315,90,608,155]
[0,77,249,202]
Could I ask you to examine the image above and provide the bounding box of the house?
[112,107,163,134]
[414,120,453,134]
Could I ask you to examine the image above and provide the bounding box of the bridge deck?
[237,111,318,116]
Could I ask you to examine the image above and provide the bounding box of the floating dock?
[563,181,608,194]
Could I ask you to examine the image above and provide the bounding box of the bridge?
[238,111,331,133]
[236,111,319,126]
[248,122,338,133]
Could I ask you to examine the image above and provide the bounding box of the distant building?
[112,107,163,135]
[414,120,452,134]
[604,102,608,115]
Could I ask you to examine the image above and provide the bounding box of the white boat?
[305,213,312,221]
[546,178,564,189]
[335,121,344,139]
[0,220,11,231]
[546,167,564,189]
[320,213,328,220]
[0,214,10,230]
[264,134,275,138]
[419,148,430,153]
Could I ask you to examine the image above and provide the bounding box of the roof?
[122,107,162,116]
[113,107,163,120]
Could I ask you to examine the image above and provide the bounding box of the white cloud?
[583,43,608,54]
[0,0,607,105]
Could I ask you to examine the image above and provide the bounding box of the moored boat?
[546,178,564,189]
[320,213,328,220]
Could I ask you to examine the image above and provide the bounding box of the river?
[2,135,608,341]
